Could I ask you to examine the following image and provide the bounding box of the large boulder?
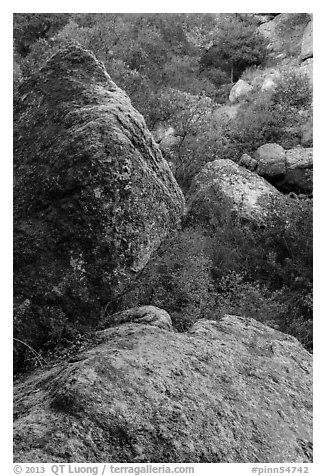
[252,144,313,194]
[242,144,313,194]
[103,305,173,331]
[282,148,313,194]
[258,13,311,59]
[229,79,253,103]
[187,159,286,224]
[13,314,312,463]
[13,45,185,358]
[300,20,313,62]
[255,143,287,179]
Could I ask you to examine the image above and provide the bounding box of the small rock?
[229,80,253,103]
[239,153,258,172]
[108,306,173,331]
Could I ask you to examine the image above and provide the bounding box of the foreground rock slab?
[14,315,312,463]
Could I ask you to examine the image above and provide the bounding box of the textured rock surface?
[102,305,173,331]
[258,13,310,59]
[14,45,185,353]
[301,20,313,61]
[239,153,258,172]
[244,144,313,194]
[255,143,287,179]
[282,148,313,194]
[13,314,312,463]
[187,159,286,223]
[229,79,253,103]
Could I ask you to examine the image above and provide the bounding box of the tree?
[201,14,268,83]
[13,13,70,56]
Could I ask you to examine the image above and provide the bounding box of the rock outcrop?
[258,13,311,59]
[238,145,313,194]
[13,45,185,360]
[300,20,313,62]
[229,79,253,103]
[13,314,312,463]
[102,305,173,331]
[187,159,286,224]
[255,143,287,179]
[283,148,313,193]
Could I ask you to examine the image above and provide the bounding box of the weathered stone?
[229,80,253,103]
[187,159,286,224]
[104,305,173,331]
[300,20,313,61]
[255,143,287,179]
[13,45,185,357]
[258,13,311,58]
[253,144,313,194]
[282,148,313,194]
[239,153,258,172]
[13,314,312,463]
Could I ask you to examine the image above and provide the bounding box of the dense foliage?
[120,194,312,350]
[200,14,268,83]
[13,14,313,371]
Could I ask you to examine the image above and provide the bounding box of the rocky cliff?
[13,45,185,365]
[13,310,312,463]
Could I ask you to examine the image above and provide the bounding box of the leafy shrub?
[271,68,312,109]
[215,272,287,326]
[186,191,313,349]
[119,227,216,331]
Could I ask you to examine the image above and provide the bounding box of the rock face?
[301,20,313,62]
[283,148,313,193]
[13,314,313,463]
[239,145,313,194]
[229,80,253,103]
[13,45,185,356]
[239,153,258,172]
[258,13,311,59]
[187,159,286,224]
[102,305,173,331]
[255,143,287,179]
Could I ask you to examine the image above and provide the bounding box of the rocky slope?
[13,45,185,364]
[13,310,312,463]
